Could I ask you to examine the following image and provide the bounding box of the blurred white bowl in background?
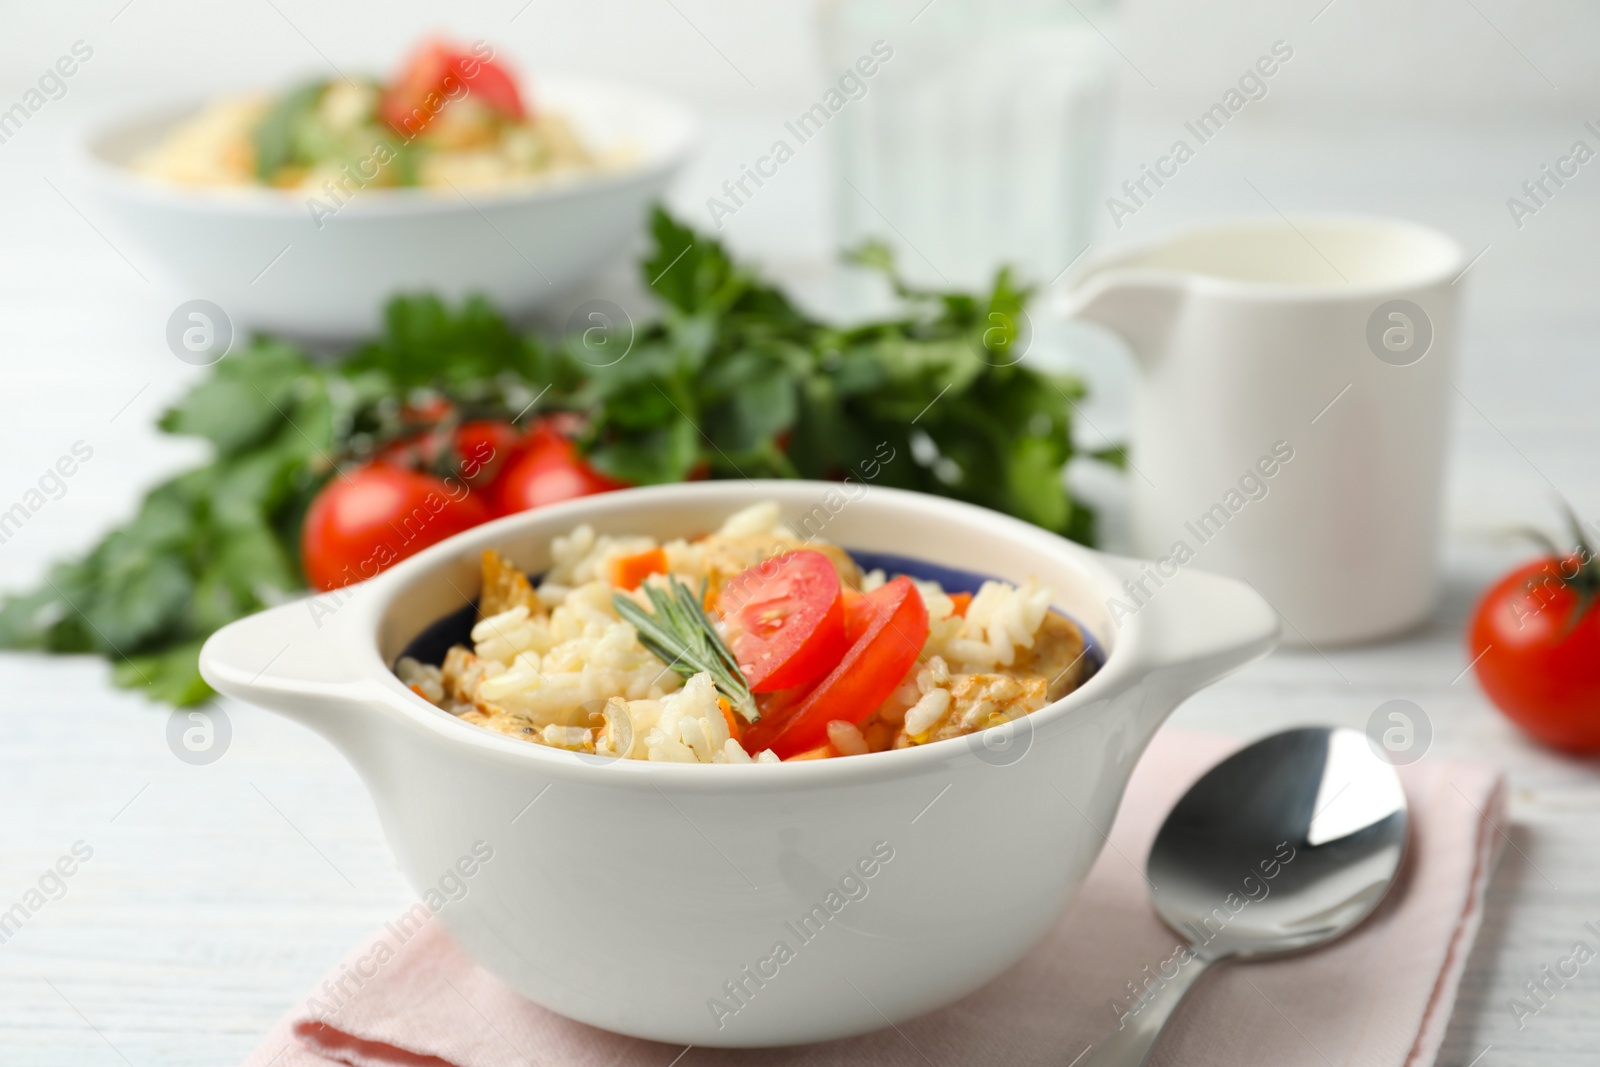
[77,76,700,338]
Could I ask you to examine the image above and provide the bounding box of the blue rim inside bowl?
[396,548,1105,682]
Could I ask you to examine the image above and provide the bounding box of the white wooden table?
[2,92,1597,1066]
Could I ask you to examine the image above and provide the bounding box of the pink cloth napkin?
[244,730,1505,1067]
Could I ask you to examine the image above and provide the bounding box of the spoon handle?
[1077,952,1215,1067]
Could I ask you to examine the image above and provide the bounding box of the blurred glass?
[821,0,1118,291]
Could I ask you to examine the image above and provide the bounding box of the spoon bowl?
[1084,726,1408,1065]
[1150,726,1408,959]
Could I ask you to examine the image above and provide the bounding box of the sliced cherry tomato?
[492,432,627,516]
[455,54,525,119]
[743,576,928,758]
[381,39,525,136]
[381,41,454,135]
[301,465,491,591]
[720,551,847,693]
[840,587,871,644]
[751,684,808,726]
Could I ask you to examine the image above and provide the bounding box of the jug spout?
[1057,271,1184,370]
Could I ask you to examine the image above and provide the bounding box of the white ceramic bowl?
[200,482,1277,1046]
[78,77,700,337]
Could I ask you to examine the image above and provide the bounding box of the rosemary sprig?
[613,576,759,723]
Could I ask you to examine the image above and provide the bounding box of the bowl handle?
[1103,555,1280,689]
[199,596,382,752]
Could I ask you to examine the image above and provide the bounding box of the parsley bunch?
[582,212,1114,542]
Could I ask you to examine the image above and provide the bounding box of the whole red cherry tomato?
[301,465,491,591]
[376,419,519,489]
[1469,522,1600,752]
[492,430,627,516]
[453,420,520,486]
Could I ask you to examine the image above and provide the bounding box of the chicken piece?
[478,550,542,620]
[439,645,494,707]
[893,672,1048,748]
[459,706,546,742]
[456,704,598,753]
[1010,611,1090,701]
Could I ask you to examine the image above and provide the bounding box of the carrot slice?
[948,591,972,617]
[784,744,836,761]
[717,696,744,745]
[611,547,667,591]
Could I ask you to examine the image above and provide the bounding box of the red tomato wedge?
[720,551,847,693]
[744,576,928,758]
[457,55,525,119]
[381,40,526,137]
[382,41,455,135]
[840,587,871,644]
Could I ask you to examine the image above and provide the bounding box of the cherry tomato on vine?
[492,430,627,516]
[1469,534,1600,752]
[376,419,520,488]
[301,465,490,591]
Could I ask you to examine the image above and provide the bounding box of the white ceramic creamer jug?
[1060,217,1466,646]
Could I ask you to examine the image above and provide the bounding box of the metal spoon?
[1081,726,1409,1066]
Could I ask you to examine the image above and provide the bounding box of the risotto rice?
[396,502,1091,763]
